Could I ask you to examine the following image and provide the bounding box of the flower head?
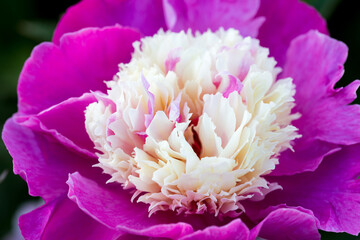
[85,29,300,217]
[2,0,360,239]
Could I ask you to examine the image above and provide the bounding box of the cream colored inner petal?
[85,28,300,217]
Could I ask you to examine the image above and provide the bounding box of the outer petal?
[273,139,340,176]
[163,0,264,37]
[2,117,103,202]
[67,172,195,239]
[18,93,97,159]
[180,219,249,240]
[249,207,320,240]
[273,31,360,176]
[283,31,360,145]
[53,0,166,43]
[264,144,360,235]
[19,196,122,240]
[18,26,140,115]
[257,0,328,66]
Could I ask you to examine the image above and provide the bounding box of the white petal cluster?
[85,29,300,217]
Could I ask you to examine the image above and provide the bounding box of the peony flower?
[2,0,360,239]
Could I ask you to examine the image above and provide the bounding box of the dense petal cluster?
[85,29,299,216]
[2,0,360,239]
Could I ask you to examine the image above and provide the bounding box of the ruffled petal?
[18,26,140,115]
[257,0,328,66]
[262,144,360,235]
[163,0,264,37]
[19,196,122,240]
[274,30,360,175]
[250,207,320,240]
[67,172,194,239]
[179,219,249,240]
[283,31,348,112]
[53,0,166,43]
[2,117,102,202]
[19,93,97,158]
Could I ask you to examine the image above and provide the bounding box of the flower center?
[85,29,300,217]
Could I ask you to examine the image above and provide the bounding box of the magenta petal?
[18,93,97,158]
[2,117,102,201]
[250,207,320,240]
[274,31,360,175]
[163,0,264,37]
[304,80,360,145]
[286,32,360,142]
[18,26,140,115]
[53,0,166,43]
[257,0,328,66]
[272,139,340,176]
[222,74,243,98]
[264,144,360,235]
[19,196,122,240]
[283,31,348,108]
[180,219,249,240]
[67,172,194,239]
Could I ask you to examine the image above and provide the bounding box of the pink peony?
[2,0,360,239]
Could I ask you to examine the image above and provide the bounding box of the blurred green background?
[0,0,359,239]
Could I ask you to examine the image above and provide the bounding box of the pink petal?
[169,94,182,122]
[67,172,194,239]
[264,144,360,235]
[141,74,156,127]
[93,91,117,112]
[18,93,98,158]
[53,0,166,43]
[18,26,140,115]
[165,48,181,73]
[180,219,250,240]
[19,196,122,240]
[163,0,264,37]
[274,30,360,175]
[141,73,155,116]
[221,74,243,98]
[257,0,328,66]
[283,31,347,109]
[273,139,340,176]
[250,207,320,240]
[2,117,103,202]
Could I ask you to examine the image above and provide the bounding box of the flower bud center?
[85,29,300,217]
